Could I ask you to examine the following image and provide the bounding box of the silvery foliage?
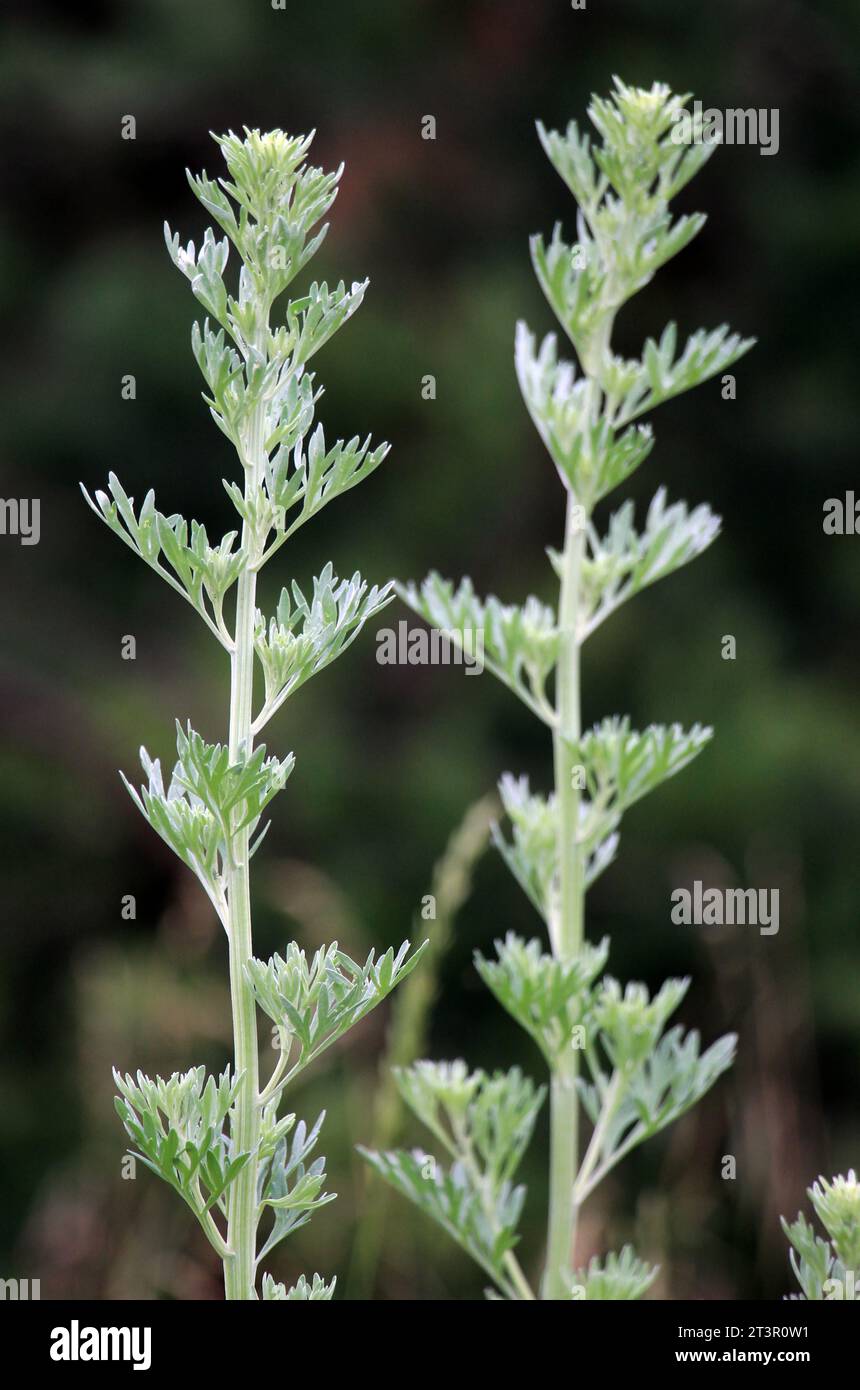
[368,82,749,1298]
[782,1172,860,1300]
[122,723,295,926]
[85,129,422,1295]
[399,575,560,725]
[359,1061,545,1299]
[567,1246,658,1301]
[262,1272,337,1301]
[247,940,425,1085]
[114,1067,251,1237]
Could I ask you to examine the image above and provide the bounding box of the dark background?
[1,0,858,1300]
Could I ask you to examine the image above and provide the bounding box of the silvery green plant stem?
[362,81,753,1302]
[545,497,585,1297]
[545,307,617,1297]
[85,129,425,1301]
[223,323,266,1300]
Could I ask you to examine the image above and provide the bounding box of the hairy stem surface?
[543,493,585,1299]
[224,325,267,1301]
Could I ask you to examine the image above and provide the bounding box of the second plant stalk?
[363,80,751,1301]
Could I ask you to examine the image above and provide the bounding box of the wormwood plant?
[83,129,424,1300]
[782,1172,860,1300]
[361,81,753,1299]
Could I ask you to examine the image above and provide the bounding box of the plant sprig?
[88,127,421,1299]
[364,79,750,1300]
[782,1171,860,1300]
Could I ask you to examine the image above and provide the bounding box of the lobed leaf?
[399,573,559,725]
[808,1170,860,1271]
[580,487,721,640]
[247,939,427,1083]
[577,1005,736,1191]
[81,474,242,647]
[113,1065,248,1244]
[358,1146,527,1296]
[573,716,713,817]
[261,1272,336,1301]
[253,563,393,730]
[515,324,654,508]
[567,1245,658,1301]
[781,1213,841,1302]
[492,772,620,932]
[615,321,756,426]
[361,1063,543,1297]
[121,724,294,926]
[256,1112,335,1264]
[476,932,608,1063]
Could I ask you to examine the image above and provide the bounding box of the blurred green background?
[1,0,859,1301]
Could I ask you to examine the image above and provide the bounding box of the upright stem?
[541,316,613,1298]
[543,493,585,1299]
[224,319,267,1301]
